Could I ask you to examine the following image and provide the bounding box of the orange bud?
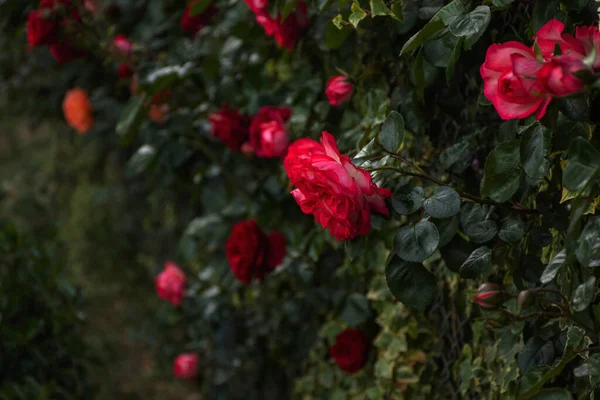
[62,88,93,134]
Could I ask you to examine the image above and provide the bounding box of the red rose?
[27,10,57,47]
[275,1,308,50]
[329,329,368,374]
[537,56,585,97]
[325,75,354,106]
[225,220,286,284]
[49,41,82,63]
[155,261,186,306]
[283,131,392,241]
[208,105,250,151]
[181,1,217,36]
[535,20,600,67]
[118,64,134,79]
[173,353,199,379]
[480,42,551,120]
[249,106,292,158]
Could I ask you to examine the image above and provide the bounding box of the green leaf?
[480,140,523,202]
[563,137,600,192]
[414,48,425,101]
[391,186,424,215]
[125,145,156,178]
[448,6,490,49]
[572,276,596,312]
[531,0,561,32]
[518,337,556,373]
[379,111,405,153]
[446,36,465,83]
[390,1,403,21]
[190,0,212,16]
[498,220,525,243]
[576,217,600,268]
[394,220,440,262]
[349,2,367,28]
[340,293,372,327]
[533,389,574,400]
[370,0,390,16]
[116,96,145,145]
[521,124,551,181]
[540,250,567,284]
[332,14,344,29]
[574,354,600,377]
[434,216,459,247]
[281,0,300,19]
[386,255,436,309]
[423,186,461,218]
[141,63,194,93]
[400,0,470,55]
[459,246,492,278]
[465,220,498,243]
[326,23,352,49]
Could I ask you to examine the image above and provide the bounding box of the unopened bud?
[472,283,506,309]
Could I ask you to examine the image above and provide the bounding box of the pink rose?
[173,353,199,379]
[249,106,292,158]
[325,76,354,106]
[283,131,392,241]
[537,56,585,97]
[536,20,600,67]
[155,261,186,306]
[112,34,132,56]
[480,42,551,120]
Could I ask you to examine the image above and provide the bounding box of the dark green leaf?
[521,124,551,180]
[574,354,600,377]
[423,186,461,218]
[533,389,574,400]
[563,137,600,192]
[340,293,371,327]
[448,6,490,49]
[125,145,156,178]
[540,250,567,284]
[434,216,459,247]
[391,186,424,215]
[190,0,212,16]
[480,140,523,202]
[379,111,405,153]
[532,0,561,32]
[572,276,596,312]
[414,48,425,101]
[326,23,353,49]
[390,1,403,21]
[400,0,470,55]
[394,220,440,262]
[576,217,600,268]
[465,220,498,244]
[459,246,492,279]
[446,36,465,83]
[518,337,556,373]
[498,220,525,243]
[116,96,145,145]
[386,255,436,309]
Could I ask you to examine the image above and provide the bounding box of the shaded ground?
[0,118,199,399]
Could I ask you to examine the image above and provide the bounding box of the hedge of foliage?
[4,0,600,398]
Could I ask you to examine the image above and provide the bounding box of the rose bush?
[3,0,600,399]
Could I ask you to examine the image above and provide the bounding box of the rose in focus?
[284,131,392,241]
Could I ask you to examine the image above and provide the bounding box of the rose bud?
[155,261,186,306]
[173,353,199,379]
[325,75,354,106]
[471,283,506,309]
